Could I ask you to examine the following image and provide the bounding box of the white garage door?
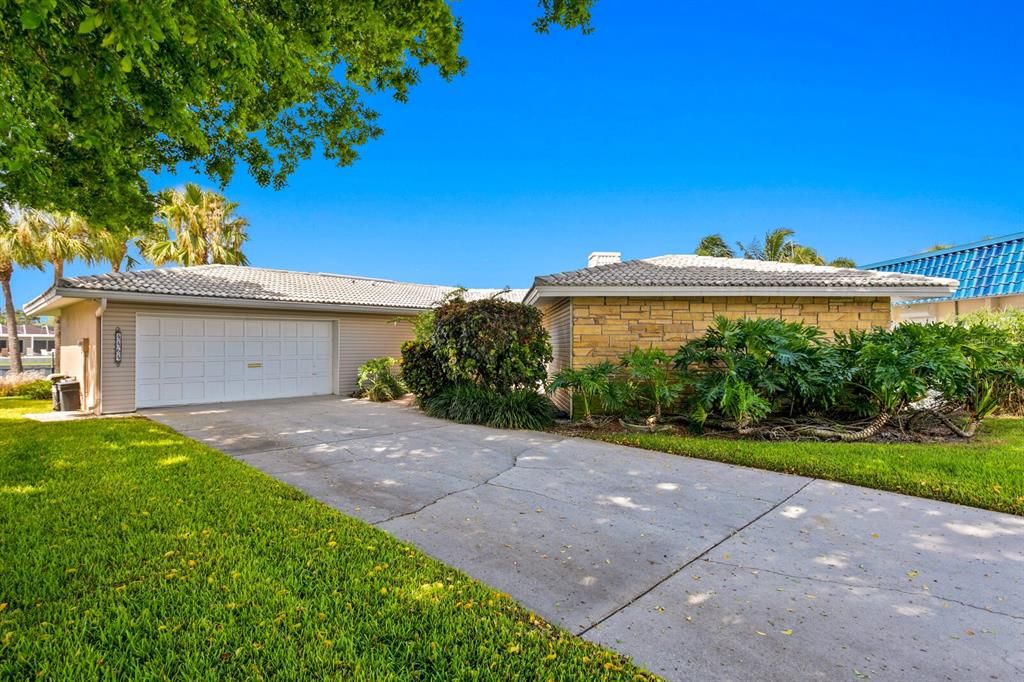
[136,315,333,408]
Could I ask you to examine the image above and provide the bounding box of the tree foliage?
[400,339,451,400]
[1,1,596,226]
[696,228,855,267]
[432,295,552,392]
[140,184,249,266]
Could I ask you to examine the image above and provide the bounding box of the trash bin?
[51,382,61,411]
[57,380,81,412]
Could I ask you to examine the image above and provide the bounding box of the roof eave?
[527,284,958,304]
[26,287,437,316]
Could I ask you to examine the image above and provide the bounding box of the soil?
[550,414,980,444]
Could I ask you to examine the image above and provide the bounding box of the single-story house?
[861,232,1024,323]
[24,253,955,414]
[0,322,55,357]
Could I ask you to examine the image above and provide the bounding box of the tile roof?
[53,265,527,310]
[861,232,1024,303]
[0,324,53,336]
[533,254,958,289]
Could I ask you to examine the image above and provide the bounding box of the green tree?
[0,215,42,374]
[140,184,249,266]
[1,1,596,227]
[733,228,853,267]
[694,234,736,258]
[22,210,94,373]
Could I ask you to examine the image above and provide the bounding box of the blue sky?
[14,0,1023,306]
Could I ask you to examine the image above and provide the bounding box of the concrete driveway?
[144,396,1024,681]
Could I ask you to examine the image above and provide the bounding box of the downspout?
[93,298,107,414]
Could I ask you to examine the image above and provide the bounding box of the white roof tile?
[56,265,527,309]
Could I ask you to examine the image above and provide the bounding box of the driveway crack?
[577,477,817,636]
[702,559,1024,621]
[374,443,560,525]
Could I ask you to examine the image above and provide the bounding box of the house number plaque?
[113,327,123,366]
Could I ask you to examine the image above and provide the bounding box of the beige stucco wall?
[58,300,100,411]
[893,294,1024,323]
[570,296,891,366]
[94,301,415,414]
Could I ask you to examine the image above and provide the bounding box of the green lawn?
[592,419,1024,515]
[0,398,653,680]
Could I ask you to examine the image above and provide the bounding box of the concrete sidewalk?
[145,396,1024,681]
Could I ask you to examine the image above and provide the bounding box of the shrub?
[546,361,621,423]
[400,340,450,399]
[0,373,52,399]
[674,317,848,431]
[421,383,555,430]
[432,295,552,392]
[356,357,405,402]
[619,347,682,423]
[957,309,1024,415]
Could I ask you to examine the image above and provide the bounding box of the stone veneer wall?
[571,296,891,365]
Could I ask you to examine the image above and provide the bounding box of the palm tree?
[140,184,249,266]
[89,223,153,273]
[23,210,93,372]
[734,228,854,267]
[694,234,736,258]
[0,214,41,374]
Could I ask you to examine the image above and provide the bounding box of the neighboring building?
[0,322,56,357]
[528,253,955,413]
[861,232,1024,322]
[23,256,954,415]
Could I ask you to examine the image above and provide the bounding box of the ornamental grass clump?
[0,372,51,399]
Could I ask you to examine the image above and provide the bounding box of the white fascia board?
[527,284,958,304]
[28,288,433,317]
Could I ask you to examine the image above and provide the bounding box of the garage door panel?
[161,341,182,357]
[183,319,205,336]
[137,315,333,408]
[161,318,183,336]
[183,342,205,359]
[183,382,204,401]
[139,362,160,380]
[160,383,183,402]
[226,360,245,379]
[139,317,161,336]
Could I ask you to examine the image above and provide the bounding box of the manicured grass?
[0,398,652,680]
[590,419,1024,515]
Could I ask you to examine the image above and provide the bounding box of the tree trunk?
[52,261,63,373]
[806,412,891,442]
[1,267,23,374]
[929,410,980,438]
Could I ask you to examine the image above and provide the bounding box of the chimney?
[587,251,621,268]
